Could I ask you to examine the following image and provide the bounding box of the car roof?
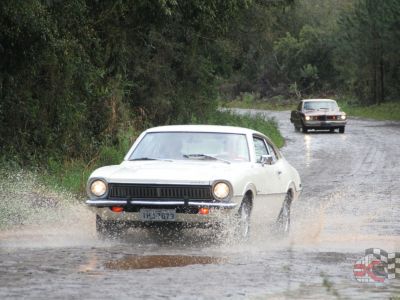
[302,99,337,102]
[145,124,263,136]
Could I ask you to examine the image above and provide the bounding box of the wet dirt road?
[1,110,400,299]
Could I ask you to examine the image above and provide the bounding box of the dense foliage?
[0,0,399,166]
[0,0,252,162]
[225,0,400,104]
[335,0,400,105]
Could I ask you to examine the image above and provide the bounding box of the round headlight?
[213,182,230,200]
[305,116,311,121]
[340,115,346,120]
[90,180,107,197]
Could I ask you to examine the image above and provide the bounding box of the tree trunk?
[379,58,384,104]
[373,62,377,105]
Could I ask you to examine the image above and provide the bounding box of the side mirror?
[260,154,273,166]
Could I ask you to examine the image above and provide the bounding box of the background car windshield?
[130,132,250,162]
[303,101,338,110]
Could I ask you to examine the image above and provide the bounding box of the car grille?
[108,184,213,200]
[311,115,340,121]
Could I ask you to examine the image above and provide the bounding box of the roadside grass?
[40,129,138,196]
[338,101,400,121]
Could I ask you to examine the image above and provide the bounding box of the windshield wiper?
[183,154,230,164]
[129,157,172,161]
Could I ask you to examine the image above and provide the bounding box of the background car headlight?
[90,180,107,197]
[340,115,346,120]
[213,182,230,200]
[305,116,311,121]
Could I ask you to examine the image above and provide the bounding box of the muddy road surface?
[1,110,400,299]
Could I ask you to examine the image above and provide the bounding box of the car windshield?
[129,132,250,162]
[303,101,338,111]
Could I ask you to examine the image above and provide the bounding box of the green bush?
[195,110,284,148]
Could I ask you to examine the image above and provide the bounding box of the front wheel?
[302,123,308,133]
[275,191,292,235]
[339,127,345,133]
[235,196,252,241]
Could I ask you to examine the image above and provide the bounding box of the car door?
[252,136,284,194]
[251,135,287,224]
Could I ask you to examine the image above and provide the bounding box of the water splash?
[0,169,98,248]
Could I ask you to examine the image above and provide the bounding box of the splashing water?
[0,169,98,248]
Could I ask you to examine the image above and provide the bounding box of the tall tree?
[336,0,400,104]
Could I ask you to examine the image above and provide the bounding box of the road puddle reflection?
[303,134,312,167]
[105,255,227,270]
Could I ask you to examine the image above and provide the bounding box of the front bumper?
[86,198,239,223]
[303,120,346,128]
[86,199,237,208]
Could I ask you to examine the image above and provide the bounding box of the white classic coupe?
[86,125,302,239]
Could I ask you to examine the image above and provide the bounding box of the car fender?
[240,182,257,199]
[285,181,301,202]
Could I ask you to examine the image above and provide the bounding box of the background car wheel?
[235,196,252,241]
[301,121,308,133]
[275,191,292,235]
[329,128,335,133]
[339,127,345,133]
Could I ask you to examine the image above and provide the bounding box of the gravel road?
[1,110,399,299]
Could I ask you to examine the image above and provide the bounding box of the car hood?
[303,110,344,116]
[89,160,249,185]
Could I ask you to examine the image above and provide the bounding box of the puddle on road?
[105,255,227,270]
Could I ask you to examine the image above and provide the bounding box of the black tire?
[329,128,335,133]
[275,191,292,235]
[339,127,345,133]
[235,195,252,241]
[301,120,308,133]
[294,126,300,132]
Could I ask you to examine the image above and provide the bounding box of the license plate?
[140,209,176,221]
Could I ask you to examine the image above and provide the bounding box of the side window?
[253,137,269,163]
[266,142,278,162]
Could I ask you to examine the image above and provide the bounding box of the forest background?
[1,0,399,194]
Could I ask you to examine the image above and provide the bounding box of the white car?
[86,125,302,239]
